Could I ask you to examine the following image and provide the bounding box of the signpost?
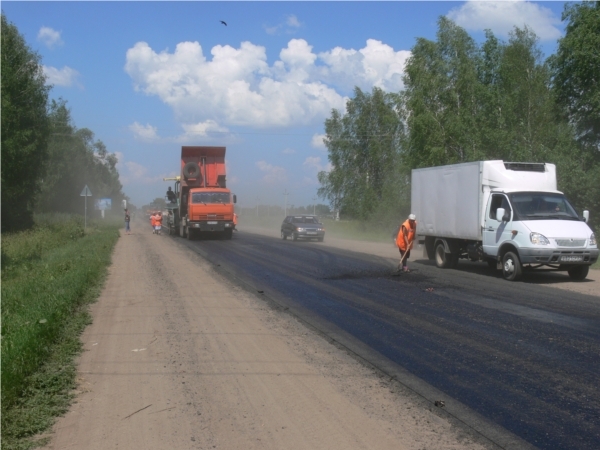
[95,198,112,219]
[80,185,92,229]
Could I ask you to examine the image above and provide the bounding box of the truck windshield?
[191,192,230,204]
[509,192,580,221]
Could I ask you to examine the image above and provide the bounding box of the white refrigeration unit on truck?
[411,161,598,281]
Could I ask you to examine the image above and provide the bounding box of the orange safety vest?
[151,215,157,226]
[156,215,163,224]
[396,219,417,251]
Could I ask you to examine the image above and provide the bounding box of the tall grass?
[1,214,120,449]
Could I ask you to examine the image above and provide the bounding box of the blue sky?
[3,1,569,210]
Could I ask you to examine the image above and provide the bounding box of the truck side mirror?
[496,208,505,222]
[583,210,589,223]
[233,194,237,204]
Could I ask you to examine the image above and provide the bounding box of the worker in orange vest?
[233,213,238,231]
[395,213,417,272]
[150,212,157,234]
[155,212,163,235]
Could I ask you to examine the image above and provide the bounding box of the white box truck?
[411,161,598,281]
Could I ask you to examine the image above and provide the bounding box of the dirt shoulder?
[241,225,599,297]
[43,223,490,450]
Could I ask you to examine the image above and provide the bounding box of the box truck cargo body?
[411,161,598,281]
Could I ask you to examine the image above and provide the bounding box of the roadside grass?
[1,214,120,450]
[592,259,600,270]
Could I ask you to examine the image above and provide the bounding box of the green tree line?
[319,2,600,230]
[1,14,126,233]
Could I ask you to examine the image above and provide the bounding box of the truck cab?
[482,189,597,280]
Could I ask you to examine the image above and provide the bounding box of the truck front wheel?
[568,265,589,281]
[502,251,522,281]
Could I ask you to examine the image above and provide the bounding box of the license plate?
[207,221,218,225]
[561,255,583,262]
[307,232,317,235]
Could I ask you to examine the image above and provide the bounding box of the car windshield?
[509,192,580,221]
[191,192,230,204]
[291,216,319,224]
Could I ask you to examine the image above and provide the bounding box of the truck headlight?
[530,232,550,245]
[591,233,597,246]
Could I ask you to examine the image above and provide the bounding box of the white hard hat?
[408,214,416,220]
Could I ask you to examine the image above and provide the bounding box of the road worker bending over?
[395,213,417,273]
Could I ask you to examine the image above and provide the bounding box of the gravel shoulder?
[43,223,490,450]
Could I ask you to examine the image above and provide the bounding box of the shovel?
[396,240,413,273]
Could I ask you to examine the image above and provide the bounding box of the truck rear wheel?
[568,265,589,281]
[502,251,522,281]
[435,242,452,268]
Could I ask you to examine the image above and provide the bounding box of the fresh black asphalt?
[177,230,600,450]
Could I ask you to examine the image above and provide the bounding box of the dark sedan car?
[281,215,325,242]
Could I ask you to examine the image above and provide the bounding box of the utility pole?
[312,196,317,215]
[256,196,259,217]
[283,190,289,217]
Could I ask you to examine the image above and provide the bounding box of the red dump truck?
[163,146,237,240]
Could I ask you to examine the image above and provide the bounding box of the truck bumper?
[188,221,234,232]
[519,247,599,265]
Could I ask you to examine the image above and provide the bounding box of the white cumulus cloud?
[256,161,287,184]
[129,122,160,142]
[264,14,302,35]
[124,38,410,130]
[303,156,331,173]
[177,120,230,142]
[447,0,562,41]
[317,39,411,92]
[282,148,296,155]
[37,26,63,49]
[42,66,80,87]
[311,134,326,150]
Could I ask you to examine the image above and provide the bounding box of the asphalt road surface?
[180,229,600,450]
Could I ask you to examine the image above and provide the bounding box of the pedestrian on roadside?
[124,209,131,235]
[395,213,417,272]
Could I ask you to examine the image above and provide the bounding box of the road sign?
[80,185,92,196]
